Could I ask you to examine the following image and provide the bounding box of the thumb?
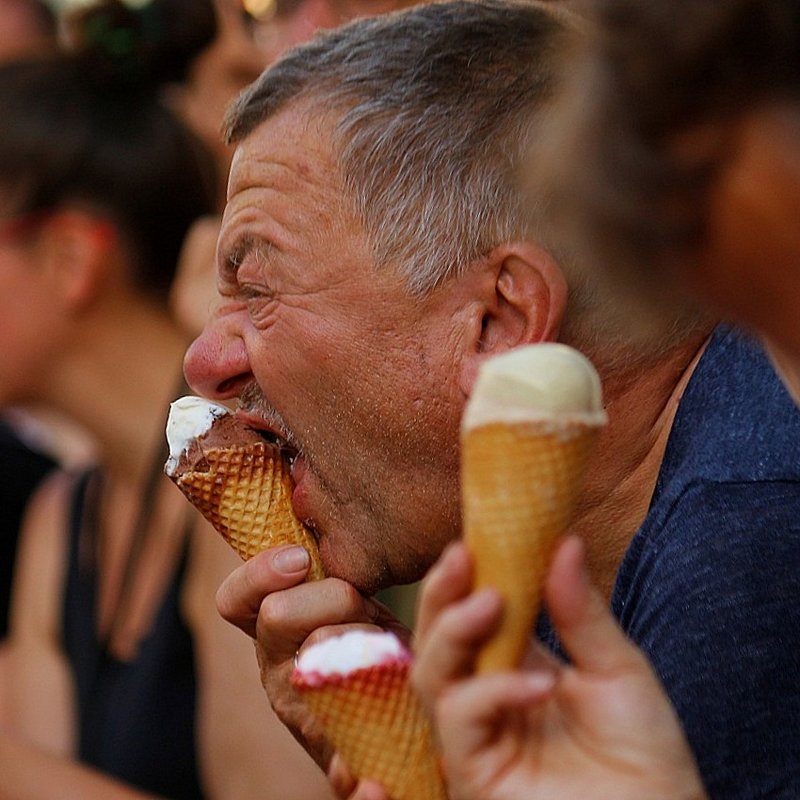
[545,536,645,674]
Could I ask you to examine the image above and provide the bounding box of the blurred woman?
[0,1,333,798]
[0,0,55,61]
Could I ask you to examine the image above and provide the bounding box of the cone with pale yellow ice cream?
[461,344,607,672]
[292,630,446,800]
[164,396,324,578]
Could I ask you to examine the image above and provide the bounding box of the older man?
[182,1,800,797]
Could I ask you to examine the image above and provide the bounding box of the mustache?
[237,381,300,451]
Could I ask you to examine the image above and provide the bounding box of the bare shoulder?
[182,514,241,627]
[11,469,78,641]
[182,517,335,799]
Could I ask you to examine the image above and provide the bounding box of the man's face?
[184,104,472,594]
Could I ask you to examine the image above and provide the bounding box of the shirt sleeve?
[617,479,800,800]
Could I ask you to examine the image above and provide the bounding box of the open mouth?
[252,427,299,465]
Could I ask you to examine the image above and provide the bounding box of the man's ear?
[39,210,116,310]
[459,241,567,395]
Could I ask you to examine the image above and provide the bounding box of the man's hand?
[215,545,410,768]
[411,537,709,800]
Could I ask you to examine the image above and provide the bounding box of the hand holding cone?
[461,344,606,672]
[164,396,324,578]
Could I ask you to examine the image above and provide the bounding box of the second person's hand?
[412,536,708,800]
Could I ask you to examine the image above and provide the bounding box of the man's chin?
[318,543,413,597]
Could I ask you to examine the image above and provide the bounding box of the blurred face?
[175,0,420,202]
[183,104,472,594]
[0,209,65,406]
[680,104,800,396]
[256,0,420,62]
[0,0,54,62]
[173,0,270,198]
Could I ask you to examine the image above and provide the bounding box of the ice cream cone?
[463,419,599,671]
[461,345,606,672]
[174,440,324,577]
[165,396,324,578]
[293,632,446,800]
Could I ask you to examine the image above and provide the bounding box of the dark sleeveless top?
[62,469,206,799]
[0,420,56,638]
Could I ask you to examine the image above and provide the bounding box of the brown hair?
[0,0,218,301]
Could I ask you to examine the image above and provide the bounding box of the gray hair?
[225,0,709,364]
[225,0,571,296]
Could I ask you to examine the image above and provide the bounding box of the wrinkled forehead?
[228,98,348,194]
[226,98,344,202]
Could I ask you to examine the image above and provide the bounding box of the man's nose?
[183,305,252,400]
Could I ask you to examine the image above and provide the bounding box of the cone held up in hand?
[293,630,447,800]
[164,396,324,578]
[461,344,607,672]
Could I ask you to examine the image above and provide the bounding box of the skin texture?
[184,103,475,595]
[170,0,425,336]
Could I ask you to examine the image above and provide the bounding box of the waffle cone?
[293,662,446,800]
[462,420,598,672]
[172,440,324,579]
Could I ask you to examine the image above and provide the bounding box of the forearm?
[0,732,163,800]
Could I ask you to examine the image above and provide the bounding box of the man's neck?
[572,331,712,598]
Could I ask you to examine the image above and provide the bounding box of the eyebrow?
[221,236,279,284]
[221,235,257,283]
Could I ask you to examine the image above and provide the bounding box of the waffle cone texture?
[293,661,446,800]
[462,419,599,672]
[171,440,324,578]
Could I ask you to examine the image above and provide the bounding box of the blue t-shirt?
[612,327,800,798]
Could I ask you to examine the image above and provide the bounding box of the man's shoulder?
[613,479,800,799]
[657,326,800,489]
[613,476,800,652]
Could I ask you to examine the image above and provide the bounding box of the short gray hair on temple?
[224,0,573,296]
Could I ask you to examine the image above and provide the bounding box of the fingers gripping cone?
[292,631,447,800]
[461,344,606,672]
[164,396,324,579]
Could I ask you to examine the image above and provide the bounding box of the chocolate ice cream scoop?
[165,396,324,576]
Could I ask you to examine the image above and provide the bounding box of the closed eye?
[220,236,259,290]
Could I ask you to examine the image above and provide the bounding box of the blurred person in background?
[0,0,55,61]
[165,0,273,207]
[256,0,423,62]
[0,415,56,723]
[0,0,61,726]
[537,0,800,402]
[0,1,333,798]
